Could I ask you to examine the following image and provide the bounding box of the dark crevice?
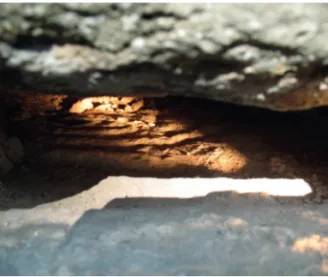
[219,39,301,57]
[13,33,92,50]
[60,6,108,17]
[141,11,185,21]
[308,64,328,79]
[13,35,64,49]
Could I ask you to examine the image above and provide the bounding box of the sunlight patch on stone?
[91,176,312,205]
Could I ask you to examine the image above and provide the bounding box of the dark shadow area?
[1,96,328,209]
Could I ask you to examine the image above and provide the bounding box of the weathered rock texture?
[0,104,24,175]
[1,3,328,110]
[0,181,328,275]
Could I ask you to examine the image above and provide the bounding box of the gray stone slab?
[0,176,327,275]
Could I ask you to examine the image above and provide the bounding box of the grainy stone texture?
[0,103,24,175]
[4,137,24,164]
[0,136,24,175]
[0,176,328,275]
[0,146,13,175]
[1,3,328,110]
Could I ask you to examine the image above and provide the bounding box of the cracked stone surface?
[0,176,328,275]
[1,3,328,110]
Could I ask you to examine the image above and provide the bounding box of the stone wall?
[1,3,328,111]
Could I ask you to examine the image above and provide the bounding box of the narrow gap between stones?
[0,92,328,209]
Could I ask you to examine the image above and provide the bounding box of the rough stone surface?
[0,146,13,175]
[1,4,328,110]
[0,103,24,175]
[0,176,328,275]
[4,136,24,164]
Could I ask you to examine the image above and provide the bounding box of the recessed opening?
[1,92,328,208]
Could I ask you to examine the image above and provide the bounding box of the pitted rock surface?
[1,4,328,110]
